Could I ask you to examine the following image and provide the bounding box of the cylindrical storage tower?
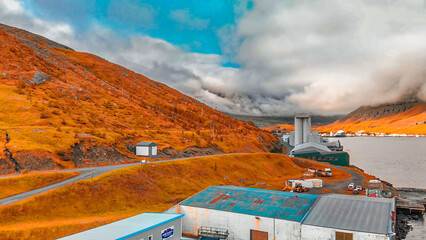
[294,117,303,145]
[295,113,311,145]
[302,117,311,143]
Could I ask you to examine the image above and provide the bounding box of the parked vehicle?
[316,169,332,177]
[355,186,363,191]
[348,183,355,191]
[282,183,308,193]
[353,189,359,194]
[325,168,332,177]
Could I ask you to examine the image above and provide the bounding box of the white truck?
[325,168,332,177]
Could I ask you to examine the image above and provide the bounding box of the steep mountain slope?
[317,99,426,134]
[0,23,279,174]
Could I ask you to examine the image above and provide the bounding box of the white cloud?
[0,0,74,44]
[1,0,426,116]
[233,0,426,114]
[169,9,210,30]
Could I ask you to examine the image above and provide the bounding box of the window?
[336,231,353,240]
[250,229,268,240]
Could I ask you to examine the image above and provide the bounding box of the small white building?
[136,142,158,157]
[58,213,184,240]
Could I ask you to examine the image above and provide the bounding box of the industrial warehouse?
[282,114,350,166]
[167,186,396,240]
[57,186,396,240]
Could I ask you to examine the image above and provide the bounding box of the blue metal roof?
[58,213,184,240]
[180,186,319,222]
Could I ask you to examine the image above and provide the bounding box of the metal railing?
[197,226,229,240]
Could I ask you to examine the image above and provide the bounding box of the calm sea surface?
[335,137,426,188]
[334,137,425,239]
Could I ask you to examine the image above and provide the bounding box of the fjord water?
[336,137,425,239]
[336,137,426,188]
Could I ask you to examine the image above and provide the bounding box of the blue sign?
[161,226,174,239]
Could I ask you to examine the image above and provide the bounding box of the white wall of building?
[136,146,149,156]
[168,205,303,240]
[152,146,157,155]
[275,219,302,240]
[301,225,391,240]
[166,205,391,240]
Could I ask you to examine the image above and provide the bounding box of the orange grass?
[0,153,354,239]
[0,171,79,199]
[0,25,278,171]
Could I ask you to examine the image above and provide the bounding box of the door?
[336,231,353,240]
[250,230,268,240]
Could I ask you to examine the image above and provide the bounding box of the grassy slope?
[0,25,277,170]
[0,153,351,239]
[316,103,426,134]
[0,172,79,199]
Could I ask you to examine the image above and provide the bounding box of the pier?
[396,198,425,214]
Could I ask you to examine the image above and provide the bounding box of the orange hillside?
[0,23,279,174]
[0,153,352,239]
[0,171,79,199]
[316,102,426,134]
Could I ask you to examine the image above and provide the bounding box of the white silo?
[294,113,311,145]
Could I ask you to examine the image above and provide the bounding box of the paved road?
[0,153,366,205]
[0,153,237,205]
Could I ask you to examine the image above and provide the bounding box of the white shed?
[136,142,158,156]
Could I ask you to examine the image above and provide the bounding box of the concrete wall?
[295,118,303,146]
[136,146,149,156]
[301,225,391,240]
[125,218,182,240]
[295,116,311,146]
[275,219,301,240]
[169,205,302,240]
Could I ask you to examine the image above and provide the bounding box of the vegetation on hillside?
[0,24,279,173]
[0,171,79,199]
[0,153,352,239]
[316,102,426,134]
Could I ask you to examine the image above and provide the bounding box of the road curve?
[0,153,238,205]
[0,153,366,205]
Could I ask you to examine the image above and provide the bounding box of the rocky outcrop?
[69,141,134,167]
[3,148,24,173]
[30,71,50,85]
[160,145,224,158]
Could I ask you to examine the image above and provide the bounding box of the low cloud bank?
[1,0,425,115]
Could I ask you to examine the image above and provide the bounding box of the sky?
[1,0,426,116]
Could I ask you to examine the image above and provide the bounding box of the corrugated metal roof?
[302,194,394,234]
[292,142,331,154]
[179,186,319,222]
[58,213,184,240]
[136,142,157,146]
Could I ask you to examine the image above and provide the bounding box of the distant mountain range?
[316,99,425,135]
[0,23,279,174]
